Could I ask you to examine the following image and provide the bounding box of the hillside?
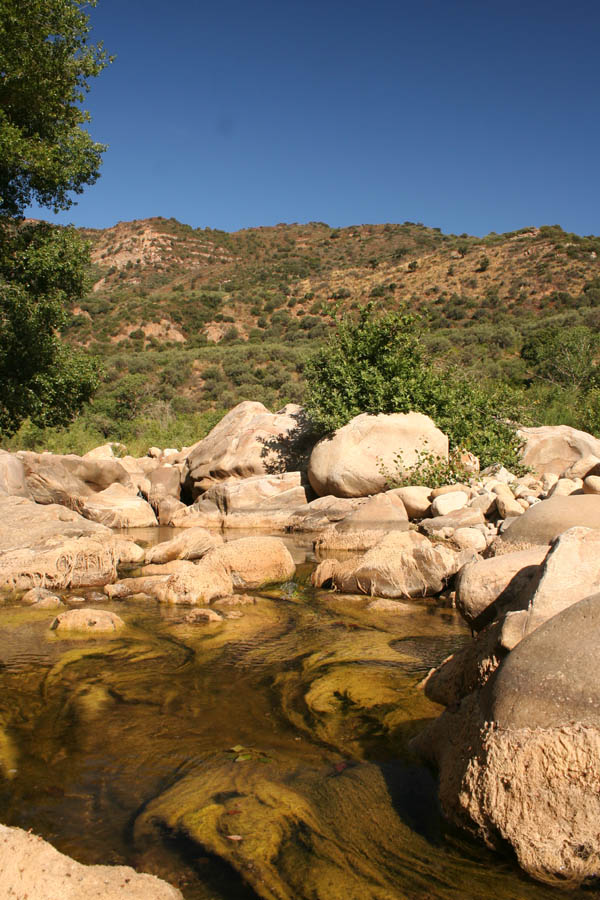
[9,217,600,454]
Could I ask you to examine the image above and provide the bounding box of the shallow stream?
[0,530,596,899]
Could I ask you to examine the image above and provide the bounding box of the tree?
[303,304,525,468]
[0,0,110,436]
[521,325,600,391]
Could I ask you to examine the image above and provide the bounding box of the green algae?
[0,577,596,900]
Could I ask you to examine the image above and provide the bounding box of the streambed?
[0,532,595,900]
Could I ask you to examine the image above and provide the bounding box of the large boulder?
[312,531,471,599]
[147,465,182,511]
[50,608,126,634]
[145,527,223,564]
[307,412,448,498]
[18,451,135,511]
[518,424,600,476]
[500,494,600,546]
[183,402,309,498]
[0,823,182,899]
[313,492,408,552]
[201,471,308,514]
[0,450,30,497]
[455,547,548,629]
[0,495,144,593]
[81,483,158,528]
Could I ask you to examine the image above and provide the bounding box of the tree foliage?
[304,304,525,468]
[0,0,109,436]
[521,325,600,391]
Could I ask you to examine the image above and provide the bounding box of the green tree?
[303,304,525,468]
[521,325,600,391]
[0,0,110,436]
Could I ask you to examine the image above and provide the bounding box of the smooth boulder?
[308,412,448,498]
[500,494,600,546]
[518,424,600,475]
[81,483,158,528]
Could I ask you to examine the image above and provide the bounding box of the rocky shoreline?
[1,401,600,894]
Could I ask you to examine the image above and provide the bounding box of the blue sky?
[31,0,600,236]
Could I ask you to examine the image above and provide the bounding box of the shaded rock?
[313,493,408,552]
[202,471,307,512]
[50,608,125,634]
[495,493,524,518]
[308,411,448,498]
[500,494,600,546]
[145,528,222,564]
[563,454,600,479]
[0,823,182,899]
[583,475,600,495]
[18,451,136,511]
[312,531,471,599]
[547,476,582,498]
[183,401,308,498]
[519,424,600,475]
[147,465,182,511]
[455,547,548,629]
[182,607,223,623]
[81,483,158,528]
[21,587,63,609]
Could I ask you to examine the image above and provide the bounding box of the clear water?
[0,532,596,899]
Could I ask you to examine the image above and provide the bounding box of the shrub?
[303,304,526,468]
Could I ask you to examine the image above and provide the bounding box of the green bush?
[304,304,526,468]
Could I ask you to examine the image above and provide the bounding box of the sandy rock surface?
[518,424,600,475]
[0,824,182,899]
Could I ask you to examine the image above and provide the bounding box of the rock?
[431,491,468,517]
[82,442,126,460]
[50,608,126,634]
[562,454,600,480]
[452,527,487,553]
[156,496,187,526]
[81,483,158,528]
[312,531,471,599]
[500,495,600,546]
[20,587,63,608]
[182,607,223,623]
[388,485,432,518]
[147,465,182,511]
[183,402,309,498]
[480,464,516,484]
[547,476,582,498]
[0,450,30,497]
[202,471,308,514]
[502,527,600,646]
[420,506,485,537]
[366,597,413,613]
[0,495,144,592]
[145,528,223,564]
[583,475,600,494]
[467,491,497,516]
[18,451,135,510]
[518,424,600,475]
[307,412,448,498]
[287,496,364,532]
[313,493,409,553]
[0,823,182,899]
[495,494,524,518]
[455,547,548,629]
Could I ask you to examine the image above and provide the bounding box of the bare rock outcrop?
[518,424,600,476]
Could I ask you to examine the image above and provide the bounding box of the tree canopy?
[0,0,109,436]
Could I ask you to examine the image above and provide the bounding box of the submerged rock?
[50,608,126,634]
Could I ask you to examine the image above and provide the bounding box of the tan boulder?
[0,824,182,899]
[82,442,126,460]
[313,493,409,553]
[518,424,600,475]
[202,471,307,513]
[81,483,158,528]
[205,537,295,590]
[50,608,125,634]
[18,451,135,511]
[307,412,448,498]
[312,531,470,599]
[547,476,582,498]
[452,527,487,553]
[388,485,432,518]
[420,506,485,538]
[147,465,182,511]
[500,494,600,546]
[146,527,223,564]
[495,494,524,518]
[583,475,600,495]
[431,490,468,517]
[287,496,364,532]
[0,449,30,498]
[183,401,308,498]
[455,547,548,628]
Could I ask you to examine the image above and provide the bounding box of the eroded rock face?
[313,493,408,552]
[18,451,135,510]
[308,412,448,498]
[312,531,472,599]
[518,424,600,476]
[0,824,182,899]
[183,402,309,498]
[145,527,223,565]
[415,593,600,888]
[81,483,158,528]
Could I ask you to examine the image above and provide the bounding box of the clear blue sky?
[31,0,600,236]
